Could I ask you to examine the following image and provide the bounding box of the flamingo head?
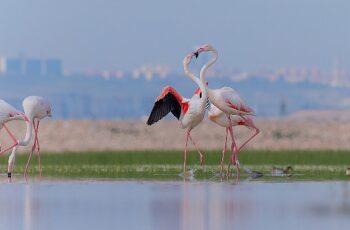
[23,96,52,120]
[36,101,52,119]
[194,44,215,58]
[46,107,52,117]
[183,53,194,66]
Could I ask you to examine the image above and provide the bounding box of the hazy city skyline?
[0,0,349,73]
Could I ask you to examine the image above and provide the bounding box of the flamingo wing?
[147,86,184,125]
[221,88,254,115]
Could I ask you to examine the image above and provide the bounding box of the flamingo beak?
[47,110,52,117]
[194,47,205,58]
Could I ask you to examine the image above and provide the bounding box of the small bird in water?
[346,168,350,176]
[271,166,293,176]
[243,167,263,179]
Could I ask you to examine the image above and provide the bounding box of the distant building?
[45,59,62,76]
[279,99,287,117]
[25,59,43,76]
[6,58,23,75]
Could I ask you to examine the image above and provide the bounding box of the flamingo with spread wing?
[147,52,207,173]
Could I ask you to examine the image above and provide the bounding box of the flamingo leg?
[0,125,18,156]
[24,120,37,180]
[7,146,17,182]
[220,128,228,175]
[24,144,35,181]
[188,133,204,166]
[227,140,239,178]
[226,116,239,178]
[238,127,260,152]
[183,130,190,173]
[34,120,42,178]
[226,127,234,176]
[6,114,30,181]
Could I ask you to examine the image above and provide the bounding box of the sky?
[0,0,349,73]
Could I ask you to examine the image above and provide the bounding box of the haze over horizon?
[0,0,349,73]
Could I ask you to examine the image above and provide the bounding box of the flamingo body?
[208,104,253,128]
[207,87,254,116]
[180,93,205,129]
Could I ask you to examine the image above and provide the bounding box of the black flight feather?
[146,93,181,125]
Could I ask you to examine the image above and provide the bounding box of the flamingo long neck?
[18,118,32,146]
[199,49,218,90]
[184,61,207,103]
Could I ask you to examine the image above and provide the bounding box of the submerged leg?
[188,134,204,166]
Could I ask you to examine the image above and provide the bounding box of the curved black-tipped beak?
[194,51,199,58]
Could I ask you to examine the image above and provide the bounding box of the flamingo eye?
[8,113,14,117]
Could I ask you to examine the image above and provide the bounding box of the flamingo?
[190,64,260,175]
[194,44,255,176]
[147,52,207,173]
[7,96,52,180]
[0,99,30,158]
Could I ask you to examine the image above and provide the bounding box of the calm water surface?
[0,180,349,230]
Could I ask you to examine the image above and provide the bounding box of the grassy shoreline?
[3,150,350,180]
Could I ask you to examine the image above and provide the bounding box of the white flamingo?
[190,64,260,175]
[147,52,207,173]
[194,44,255,176]
[7,96,52,180]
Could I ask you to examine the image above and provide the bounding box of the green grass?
[3,149,350,181]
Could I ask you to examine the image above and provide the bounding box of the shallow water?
[0,180,349,230]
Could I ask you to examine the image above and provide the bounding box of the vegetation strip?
[2,150,350,180]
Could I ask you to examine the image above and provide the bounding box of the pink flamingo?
[7,96,52,180]
[194,44,255,176]
[0,99,30,159]
[190,61,260,175]
[147,52,207,173]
